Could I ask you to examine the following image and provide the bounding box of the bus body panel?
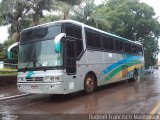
[16,20,144,94]
[17,49,144,94]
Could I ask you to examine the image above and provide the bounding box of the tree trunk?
[33,14,40,26]
[63,10,69,20]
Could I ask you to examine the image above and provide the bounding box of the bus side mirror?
[7,42,19,59]
[54,33,66,53]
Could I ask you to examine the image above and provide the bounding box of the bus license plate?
[31,85,38,89]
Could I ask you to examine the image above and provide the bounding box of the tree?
[0,0,55,40]
[39,15,61,24]
[0,0,84,63]
[0,0,31,38]
[72,0,111,29]
[94,0,160,67]
[54,0,84,20]
[26,0,55,25]
[1,38,18,63]
[0,43,2,60]
[59,0,83,5]
[143,36,159,67]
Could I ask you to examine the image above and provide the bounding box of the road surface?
[0,70,160,119]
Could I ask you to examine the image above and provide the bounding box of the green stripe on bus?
[105,60,141,81]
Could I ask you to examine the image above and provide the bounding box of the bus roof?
[22,19,142,46]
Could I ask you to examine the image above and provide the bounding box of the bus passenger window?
[66,41,76,58]
[76,40,83,57]
[74,27,82,39]
[132,45,137,54]
[65,24,83,58]
[85,29,94,47]
[115,40,124,52]
[103,36,109,50]
[119,41,124,52]
[94,32,101,48]
[125,42,131,53]
[65,25,82,39]
[108,38,114,51]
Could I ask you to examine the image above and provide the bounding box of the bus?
[8,20,144,94]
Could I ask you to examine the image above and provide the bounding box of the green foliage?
[39,15,61,24]
[58,0,84,5]
[0,0,83,63]
[72,0,111,29]
[1,38,18,64]
[94,0,160,38]
[0,0,55,34]
[143,36,159,67]
[26,0,55,25]
[0,68,17,76]
[9,18,32,34]
[0,0,24,25]
[0,0,159,67]
[93,0,160,67]
[0,43,3,60]
[54,0,84,20]
[0,0,32,41]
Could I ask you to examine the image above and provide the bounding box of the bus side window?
[85,29,102,49]
[119,41,124,52]
[125,42,131,53]
[108,38,114,51]
[65,24,83,58]
[94,32,101,48]
[85,29,94,47]
[132,45,137,54]
[65,25,82,39]
[115,40,123,52]
[76,40,83,57]
[102,36,109,50]
[115,40,119,51]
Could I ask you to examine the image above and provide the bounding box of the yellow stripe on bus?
[113,64,142,80]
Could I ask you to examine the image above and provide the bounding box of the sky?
[0,25,9,44]
[0,0,160,48]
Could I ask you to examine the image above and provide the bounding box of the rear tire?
[84,74,96,94]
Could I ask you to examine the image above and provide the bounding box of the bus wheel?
[133,70,139,81]
[84,74,96,94]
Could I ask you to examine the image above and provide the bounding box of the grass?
[0,68,17,76]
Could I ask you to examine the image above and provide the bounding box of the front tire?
[84,75,96,94]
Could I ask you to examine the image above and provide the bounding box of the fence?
[0,62,17,69]
[0,63,17,77]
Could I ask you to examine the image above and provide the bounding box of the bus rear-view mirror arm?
[54,33,66,53]
[7,42,19,59]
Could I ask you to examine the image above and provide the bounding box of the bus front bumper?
[17,82,68,94]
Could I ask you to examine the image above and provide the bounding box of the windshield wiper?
[23,59,42,72]
[33,58,42,67]
[23,43,37,72]
[24,48,43,72]
[24,62,30,72]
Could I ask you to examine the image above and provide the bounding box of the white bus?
[8,20,144,94]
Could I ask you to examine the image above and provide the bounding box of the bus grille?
[26,77,43,82]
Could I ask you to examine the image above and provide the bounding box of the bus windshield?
[18,26,63,70]
[21,25,61,43]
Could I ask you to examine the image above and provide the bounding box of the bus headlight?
[43,77,51,82]
[43,76,60,82]
[17,77,25,82]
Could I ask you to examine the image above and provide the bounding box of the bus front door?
[65,40,76,75]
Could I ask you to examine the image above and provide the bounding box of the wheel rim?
[86,77,94,91]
